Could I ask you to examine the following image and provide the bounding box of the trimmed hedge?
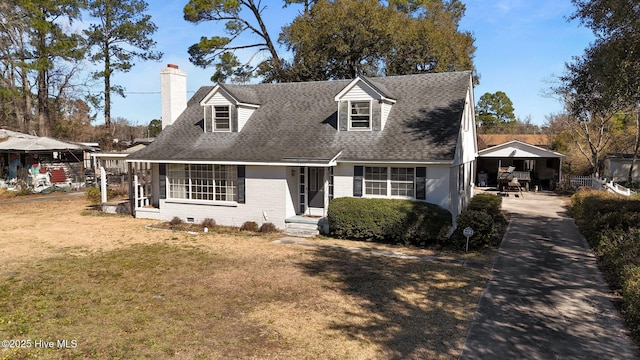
[327,198,452,246]
[467,193,503,222]
[569,191,640,341]
[450,194,507,250]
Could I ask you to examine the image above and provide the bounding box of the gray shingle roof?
[128,71,471,163]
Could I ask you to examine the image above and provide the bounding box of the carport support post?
[100,166,107,204]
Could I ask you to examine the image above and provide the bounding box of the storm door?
[308,167,325,209]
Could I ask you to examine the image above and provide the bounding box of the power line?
[123,90,197,95]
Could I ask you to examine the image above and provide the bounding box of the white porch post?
[134,172,140,208]
[303,167,308,215]
[100,166,107,203]
[323,167,329,217]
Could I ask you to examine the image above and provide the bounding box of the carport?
[476,140,566,190]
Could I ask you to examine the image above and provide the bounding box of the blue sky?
[104,0,594,127]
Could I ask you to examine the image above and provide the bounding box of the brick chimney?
[160,64,187,129]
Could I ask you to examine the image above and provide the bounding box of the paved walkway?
[460,190,639,359]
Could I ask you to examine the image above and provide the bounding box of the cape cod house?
[126,65,477,233]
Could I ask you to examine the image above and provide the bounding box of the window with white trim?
[391,167,415,196]
[167,164,237,201]
[365,167,387,195]
[349,101,371,129]
[214,106,230,131]
[364,167,415,198]
[204,105,231,132]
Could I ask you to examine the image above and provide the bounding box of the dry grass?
[0,196,492,359]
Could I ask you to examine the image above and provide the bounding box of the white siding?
[426,166,450,210]
[449,76,477,223]
[456,86,477,165]
[332,163,354,198]
[340,83,378,101]
[381,102,392,130]
[605,159,640,182]
[237,107,255,131]
[158,166,291,229]
[202,91,233,106]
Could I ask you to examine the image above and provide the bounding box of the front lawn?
[0,197,491,359]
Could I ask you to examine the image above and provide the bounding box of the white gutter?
[337,159,453,165]
[125,159,338,167]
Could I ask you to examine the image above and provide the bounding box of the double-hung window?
[213,106,230,131]
[349,101,371,129]
[204,105,231,132]
[167,164,237,202]
[365,167,387,195]
[364,167,415,198]
[391,168,415,196]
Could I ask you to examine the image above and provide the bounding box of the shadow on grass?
[296,247,489,359]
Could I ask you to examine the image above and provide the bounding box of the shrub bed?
[569,191,640,342]
[327,198,452,246]
[449,194,507,250]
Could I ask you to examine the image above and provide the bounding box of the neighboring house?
[126,65,477,232]
[603,154,640,182]
[0,129,91,189]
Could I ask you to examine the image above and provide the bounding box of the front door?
[308,167,325,210]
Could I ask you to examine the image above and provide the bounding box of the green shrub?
[327,198,452,246]
[570,190,640,246]
[240,221,259,232]
[570,191,640,341]
[467,193,504,222]
[622,265,640,337]
[86,187,102,204]
[85,187,122,204]
[448,193,506,250]
[259,222,278,233]
[452,210,495,250]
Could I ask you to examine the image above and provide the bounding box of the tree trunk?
[247,0,282,71]
[37,69,49,137]
[20,66,32,133]
[629,112,640,183]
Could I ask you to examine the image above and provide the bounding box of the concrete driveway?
[460,190,639,359]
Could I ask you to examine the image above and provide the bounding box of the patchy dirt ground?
[0,195,164,274]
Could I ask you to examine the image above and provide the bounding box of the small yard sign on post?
[463,227,474,252]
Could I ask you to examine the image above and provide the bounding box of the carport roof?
[478,140,566,158]
[0,129,88,153]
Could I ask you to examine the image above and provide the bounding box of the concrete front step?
[284,223,320,238]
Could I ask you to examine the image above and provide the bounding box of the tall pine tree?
[85,0,162,128]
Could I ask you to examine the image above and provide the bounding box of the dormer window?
[349,101,371,130]
[204,105,231,132]
[335,77,396,132]
[214,106,230,131]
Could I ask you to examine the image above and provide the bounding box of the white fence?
[568,175,636,197]
[569,176,598,189]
